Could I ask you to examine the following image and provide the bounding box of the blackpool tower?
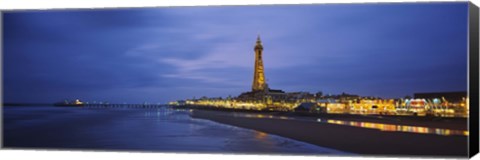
[252,35,267,92]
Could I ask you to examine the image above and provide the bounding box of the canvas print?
[2,2,474,158]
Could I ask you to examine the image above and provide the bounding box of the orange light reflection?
[324,119,467,136]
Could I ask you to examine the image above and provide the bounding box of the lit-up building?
[413,91,468,117]
[235,35,316,110]
[172,36,315,111]
[168,36,469,117]
[74,99,84,105]
[237,35,286,103]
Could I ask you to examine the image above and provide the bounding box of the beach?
[190,109,468,157]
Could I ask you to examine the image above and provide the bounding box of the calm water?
[3,106,349,155]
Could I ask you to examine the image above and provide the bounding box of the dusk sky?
[3,2,469,103]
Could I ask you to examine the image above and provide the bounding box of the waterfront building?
[236,35,315,110]
[237,35,287,108]
[414,91,468,117]
[74,99,84,105]
[168,36,469,117]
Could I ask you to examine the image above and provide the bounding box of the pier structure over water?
[83,103,165,108]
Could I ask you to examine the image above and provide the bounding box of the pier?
[82,103,165,109]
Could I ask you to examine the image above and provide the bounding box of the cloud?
[3,3,469,103]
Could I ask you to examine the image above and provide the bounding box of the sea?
[3,106,349,155]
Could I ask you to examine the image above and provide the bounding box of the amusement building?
[169,36,469,117]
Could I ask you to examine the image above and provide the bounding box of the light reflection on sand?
[321,119,468,136]
[229,112,467,137]
[255,131,268,140]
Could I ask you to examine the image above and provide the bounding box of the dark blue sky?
[3,2,469,103]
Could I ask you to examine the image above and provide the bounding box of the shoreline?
[190,109,468,157]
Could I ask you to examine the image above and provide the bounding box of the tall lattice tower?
[252,35,266,92]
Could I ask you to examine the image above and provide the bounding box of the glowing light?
[323,119,468,136]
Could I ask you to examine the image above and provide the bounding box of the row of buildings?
[169,91,468,117]
[168,35,469,117]
[297,92,468,117]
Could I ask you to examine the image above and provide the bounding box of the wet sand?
[191,109,468,157]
